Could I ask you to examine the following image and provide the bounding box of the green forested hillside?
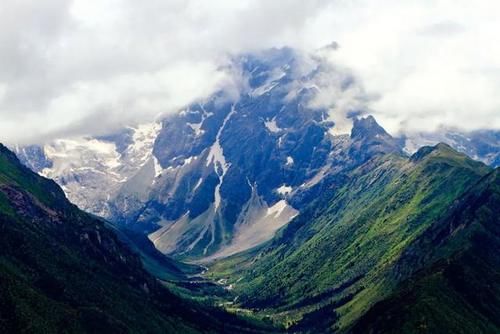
[208,144,498,332]
[0,144,274,333]
[352,168,500,333]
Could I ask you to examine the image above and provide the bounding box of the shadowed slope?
[0,144,277,333]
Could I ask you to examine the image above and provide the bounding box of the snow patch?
[183,156,196,166]
[253,81,279,96]
[153,156,163,178]
[276,185,292,195]
[193,177,203,192]
[187,121,205,136]
[251,68,286,97]
[206,105,236,210]
[264,117,282,133]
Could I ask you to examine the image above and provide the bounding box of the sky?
[1,0,500,144]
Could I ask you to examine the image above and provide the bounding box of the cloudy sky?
[1,0,499,144]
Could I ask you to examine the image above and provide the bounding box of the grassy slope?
[0,144,276,333]
[352,168,500,333]
[209,144,493,331]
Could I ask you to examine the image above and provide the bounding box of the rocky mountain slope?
[0,144,273,333]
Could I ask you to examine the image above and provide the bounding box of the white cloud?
[300,0,500,134]
[0,0,499,144]
[0,0,329,144]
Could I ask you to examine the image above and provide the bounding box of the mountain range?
[5,47,500,333]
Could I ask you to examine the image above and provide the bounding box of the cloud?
[0,0,499,144]
[0,0,330,144]
[300,0,500,134]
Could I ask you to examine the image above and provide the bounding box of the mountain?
[403,127,500,167]
[14,49,499,263]
[14,48,500,264]
[0,144,274,333]
[206,143,499,332]
[14,48,403,261]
